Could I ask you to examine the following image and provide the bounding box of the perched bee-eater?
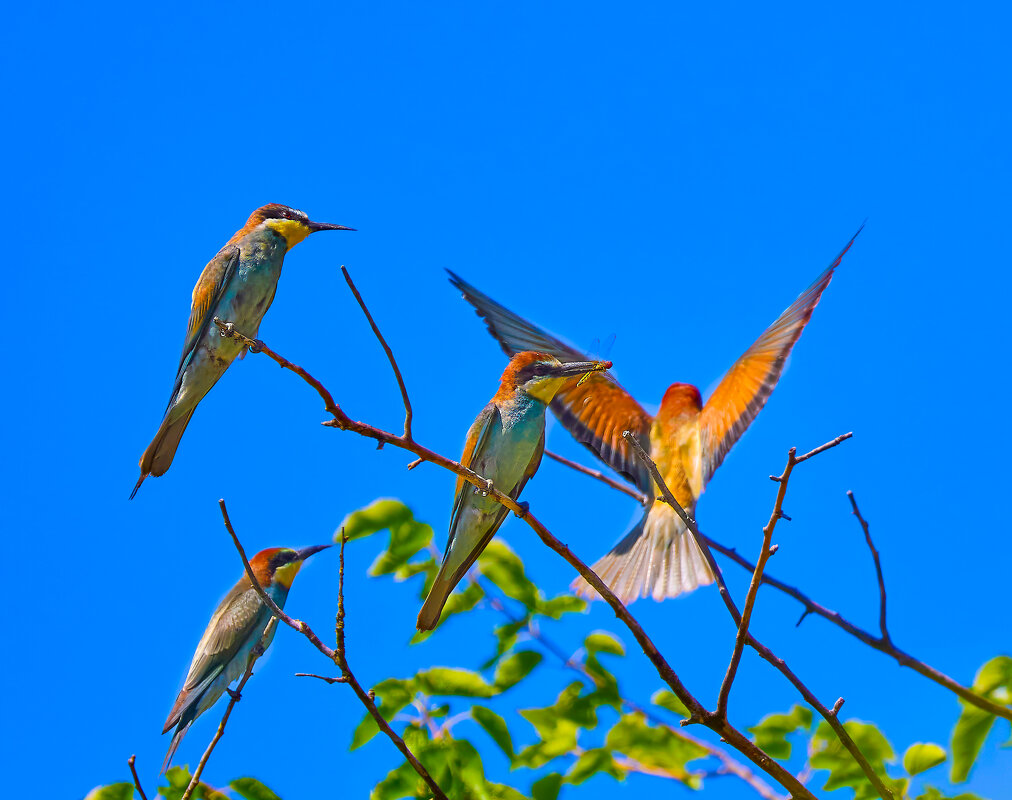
[417,351,611,630]
[131,204,355,498]
[447,228,861,604]
[161,544,329,772]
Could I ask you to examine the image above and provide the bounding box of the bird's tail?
[573,502,714,603]
[160,721,191,774]
[416,571,455,632]
[131,407,197,499]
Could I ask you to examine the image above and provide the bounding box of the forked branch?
[218,499,449,800]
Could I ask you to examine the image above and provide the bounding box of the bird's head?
[249,544,331,590]
[656,383,703,425]
[500,350,612,404]
[245,204,355,250]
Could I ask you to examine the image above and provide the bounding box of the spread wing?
[448,270,654,493]
[699,227,862,483]
[177,245,241,376]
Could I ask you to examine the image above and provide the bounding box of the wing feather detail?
[448,270,654,492]
[699,227,862,483]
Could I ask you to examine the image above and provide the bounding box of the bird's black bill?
[296,544,332,561]
[307,221,356,232]
[552,360,613,379]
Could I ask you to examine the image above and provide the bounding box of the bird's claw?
[513,501,530,518]
[226,688,242,702]
[480,479,494,497]
[248,339,264,354]
[218,321,235,338]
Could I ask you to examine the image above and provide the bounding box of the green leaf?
[651,689,690,719]
[532,773,564,800]
[917,786,986,800]
[370,761,418,800]
[158,767,192,800]
[810,720,895,800]
[487,782,528,800]
[950,656,1012,783]
[351,677,416,749]
[566,748,625,784]
[447,738,491,800]
[605,712,706,784]
[472,705,515,760]
[411,581,484,643]
[230,777,282,800]
[483,617,529,669]
[584,631,624,657]
[747,705,814,760]
[84,785,134,800]
[536,594,587,619]
[416,667,496,698]
[479,541,539,607]
[340,498,415,541]
[903,742,947,776]
[516,683,587,767]
[494,650,543,691]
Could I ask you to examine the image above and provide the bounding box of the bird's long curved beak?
[307,220,357,232]
[296,544,332,561]
[553,360,612,383]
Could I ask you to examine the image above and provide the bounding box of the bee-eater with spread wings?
[131,204,354,498]
[447,228,861,604]
[161,544,329,772]
[417,351,611,630]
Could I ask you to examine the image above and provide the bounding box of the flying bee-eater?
[447,227,861,604]
[417,351,611,631]
[131,204,355,498]
[161,544,329,772]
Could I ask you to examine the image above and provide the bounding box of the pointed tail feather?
[416,573,456,631]
[160,721,191,774]
[573,503,714,603]
[131,407,197,498]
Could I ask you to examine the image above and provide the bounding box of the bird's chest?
[477,398,545,483]
[650,420,703,506]
[218,241,287,327]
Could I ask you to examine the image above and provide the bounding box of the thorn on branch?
[777,511,791,522]
[796,608,812,628]
[831,697,846,716]
[768,544,779,556]
[407,457,424,470]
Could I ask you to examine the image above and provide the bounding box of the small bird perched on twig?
[161,544,329,772]
[131,204,354,498]
[447,226,862,604]
[417,351,612,630]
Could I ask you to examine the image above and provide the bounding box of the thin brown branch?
[341,266,413,440]
[485,580,784,800]
[295,672,348,684]
[626,431,895,799]
[717,446,803,718]
[127,755,148,800]
[545,449,650,506]
[848,490,890,644]
[218,501,449,800]
[216,326,815,799]
[180,624,267,800]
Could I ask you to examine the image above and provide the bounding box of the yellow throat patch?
[266,218,312,249]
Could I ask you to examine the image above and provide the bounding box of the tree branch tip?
[768,544,779,556]
[407,457,424,470]
[831,697,846,715]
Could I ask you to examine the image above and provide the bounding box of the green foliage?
[566,748,624,784]
[472,706,515,760]
[748,704,813,759]
[650,689,690,719]
[903,742,947,776]
[810,720,905,800]
[916,786,985,800]
[85,785,135,800]
[950,656,1012,783]
[605,712,706,783]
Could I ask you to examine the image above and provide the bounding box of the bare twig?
[295,672,348,684]
[848,490,890,644]
[180,623,268,800]
[545,449,650,506]
[626,431,895,799]
[218,501,450,800]
[216,316,815,798]
[555,426,1012,725]
[340,266,414,440]
[127,755,148,800]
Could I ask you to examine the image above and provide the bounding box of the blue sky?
[3,2,1009,798]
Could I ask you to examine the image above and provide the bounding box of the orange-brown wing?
[177,245,241,375]
[699,227,862,484]
[448,270,654,492]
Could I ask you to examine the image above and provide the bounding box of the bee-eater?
[131,204,354,498]
[161,544,329,772]
[417,351,611,630]
[447,228,861,604]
